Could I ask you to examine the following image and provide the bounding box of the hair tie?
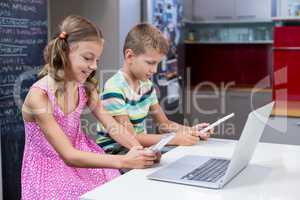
[59,31,68,39]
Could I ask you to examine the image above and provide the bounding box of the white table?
[81,139,300,200]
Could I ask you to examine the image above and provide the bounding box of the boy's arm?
[150,103,211,143]
[114,115,164,147]
[150,103,190,133]
[88,90,141,149]
[99,83,164,147]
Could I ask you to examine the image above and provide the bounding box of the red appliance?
[273,26,300,102]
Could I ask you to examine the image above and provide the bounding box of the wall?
[119,0,141,65]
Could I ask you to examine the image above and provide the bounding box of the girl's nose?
[89,62,97,70]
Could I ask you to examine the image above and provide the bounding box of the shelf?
[191,85,272,93]
[272,17,300,22]
[183,19,273,25]
[184,40,274,44]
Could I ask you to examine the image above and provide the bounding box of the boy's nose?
[151,66,158,74]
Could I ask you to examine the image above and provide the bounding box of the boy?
[97,23,212,153]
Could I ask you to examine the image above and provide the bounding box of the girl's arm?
[110,114,162,163]
[23,88,155,169]
[87,90,141,149]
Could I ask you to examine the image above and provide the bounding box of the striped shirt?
[96,70,158,146]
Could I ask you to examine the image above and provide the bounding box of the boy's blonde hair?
[123,23,169,56]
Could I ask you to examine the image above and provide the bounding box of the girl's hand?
[122,146,157,169]
[144,148,162,163]
[192,123,214,140]
[154,151,161,163]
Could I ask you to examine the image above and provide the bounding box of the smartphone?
[149,132,176,153]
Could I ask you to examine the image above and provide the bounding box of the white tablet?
[149,132,176,153]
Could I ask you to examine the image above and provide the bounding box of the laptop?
[147,102,274,189]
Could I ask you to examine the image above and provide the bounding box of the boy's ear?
[124,49,135,61]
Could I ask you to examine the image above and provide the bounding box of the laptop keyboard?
[181,158,230,183]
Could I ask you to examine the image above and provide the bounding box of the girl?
[21,15,157,199]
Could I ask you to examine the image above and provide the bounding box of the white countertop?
[81,139,300,200]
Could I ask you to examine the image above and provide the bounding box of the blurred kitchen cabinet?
[186,88,300,145]
[190,0,272,22]
[185,88,272,140]
[193,0,235,21]
[185,89,221,123]
[261,117,300,145]
[182,43,272,87]
[225,91,252,139]
[225,89,272,139]
[273,26,300,102]
[235,0,272,20]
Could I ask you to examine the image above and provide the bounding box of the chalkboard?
[0,0,47,199]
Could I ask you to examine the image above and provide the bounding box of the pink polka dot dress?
[21,82,120,199]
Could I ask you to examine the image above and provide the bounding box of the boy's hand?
[171,132,200,146]
[192,123,214,140]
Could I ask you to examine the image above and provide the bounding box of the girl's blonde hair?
[40,15,103,99]
[123,23,169,56]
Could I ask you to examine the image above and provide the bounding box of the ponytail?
[39,35,69,82]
